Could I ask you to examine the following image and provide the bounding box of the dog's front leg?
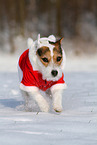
[51,89,63,112]
[29,89,49,112]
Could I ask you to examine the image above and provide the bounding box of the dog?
[18,34,67,112]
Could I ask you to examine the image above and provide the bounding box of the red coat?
[18,49,65,91]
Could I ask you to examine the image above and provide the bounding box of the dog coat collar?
[18,49,66,92]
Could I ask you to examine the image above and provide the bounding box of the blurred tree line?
[0,0,97,52]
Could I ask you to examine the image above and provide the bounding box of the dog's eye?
[57,57,62,62]
[42,57,49,63]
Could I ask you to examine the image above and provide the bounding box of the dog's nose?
[51,70,58,77]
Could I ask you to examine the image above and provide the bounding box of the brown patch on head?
[36,46,51,67]
[49,37,64,66]
[53,47,63,65]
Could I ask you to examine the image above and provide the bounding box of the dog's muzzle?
[51,70,58,77]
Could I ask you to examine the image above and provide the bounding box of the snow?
[0,71,97,145]
[0,52,97,145]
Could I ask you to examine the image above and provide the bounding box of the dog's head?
[28,34,66,81]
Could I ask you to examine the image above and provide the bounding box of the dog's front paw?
[53,106,63,113]
[40,103,49,112]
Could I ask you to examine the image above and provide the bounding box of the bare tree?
[56,0,61,36]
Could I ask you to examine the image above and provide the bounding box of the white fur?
[18,34,67,112]
[52,89,63,112]
[50,83,67,112]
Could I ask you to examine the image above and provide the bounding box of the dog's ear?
[49,37,64,45]
[59,37,64,43]
[27,38,33,48]
[54,37,64,45]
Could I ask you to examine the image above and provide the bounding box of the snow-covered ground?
[0,52,97,145]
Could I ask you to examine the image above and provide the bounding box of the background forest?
[0,0,97,54]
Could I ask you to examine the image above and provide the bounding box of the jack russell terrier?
[18,34,67,112]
